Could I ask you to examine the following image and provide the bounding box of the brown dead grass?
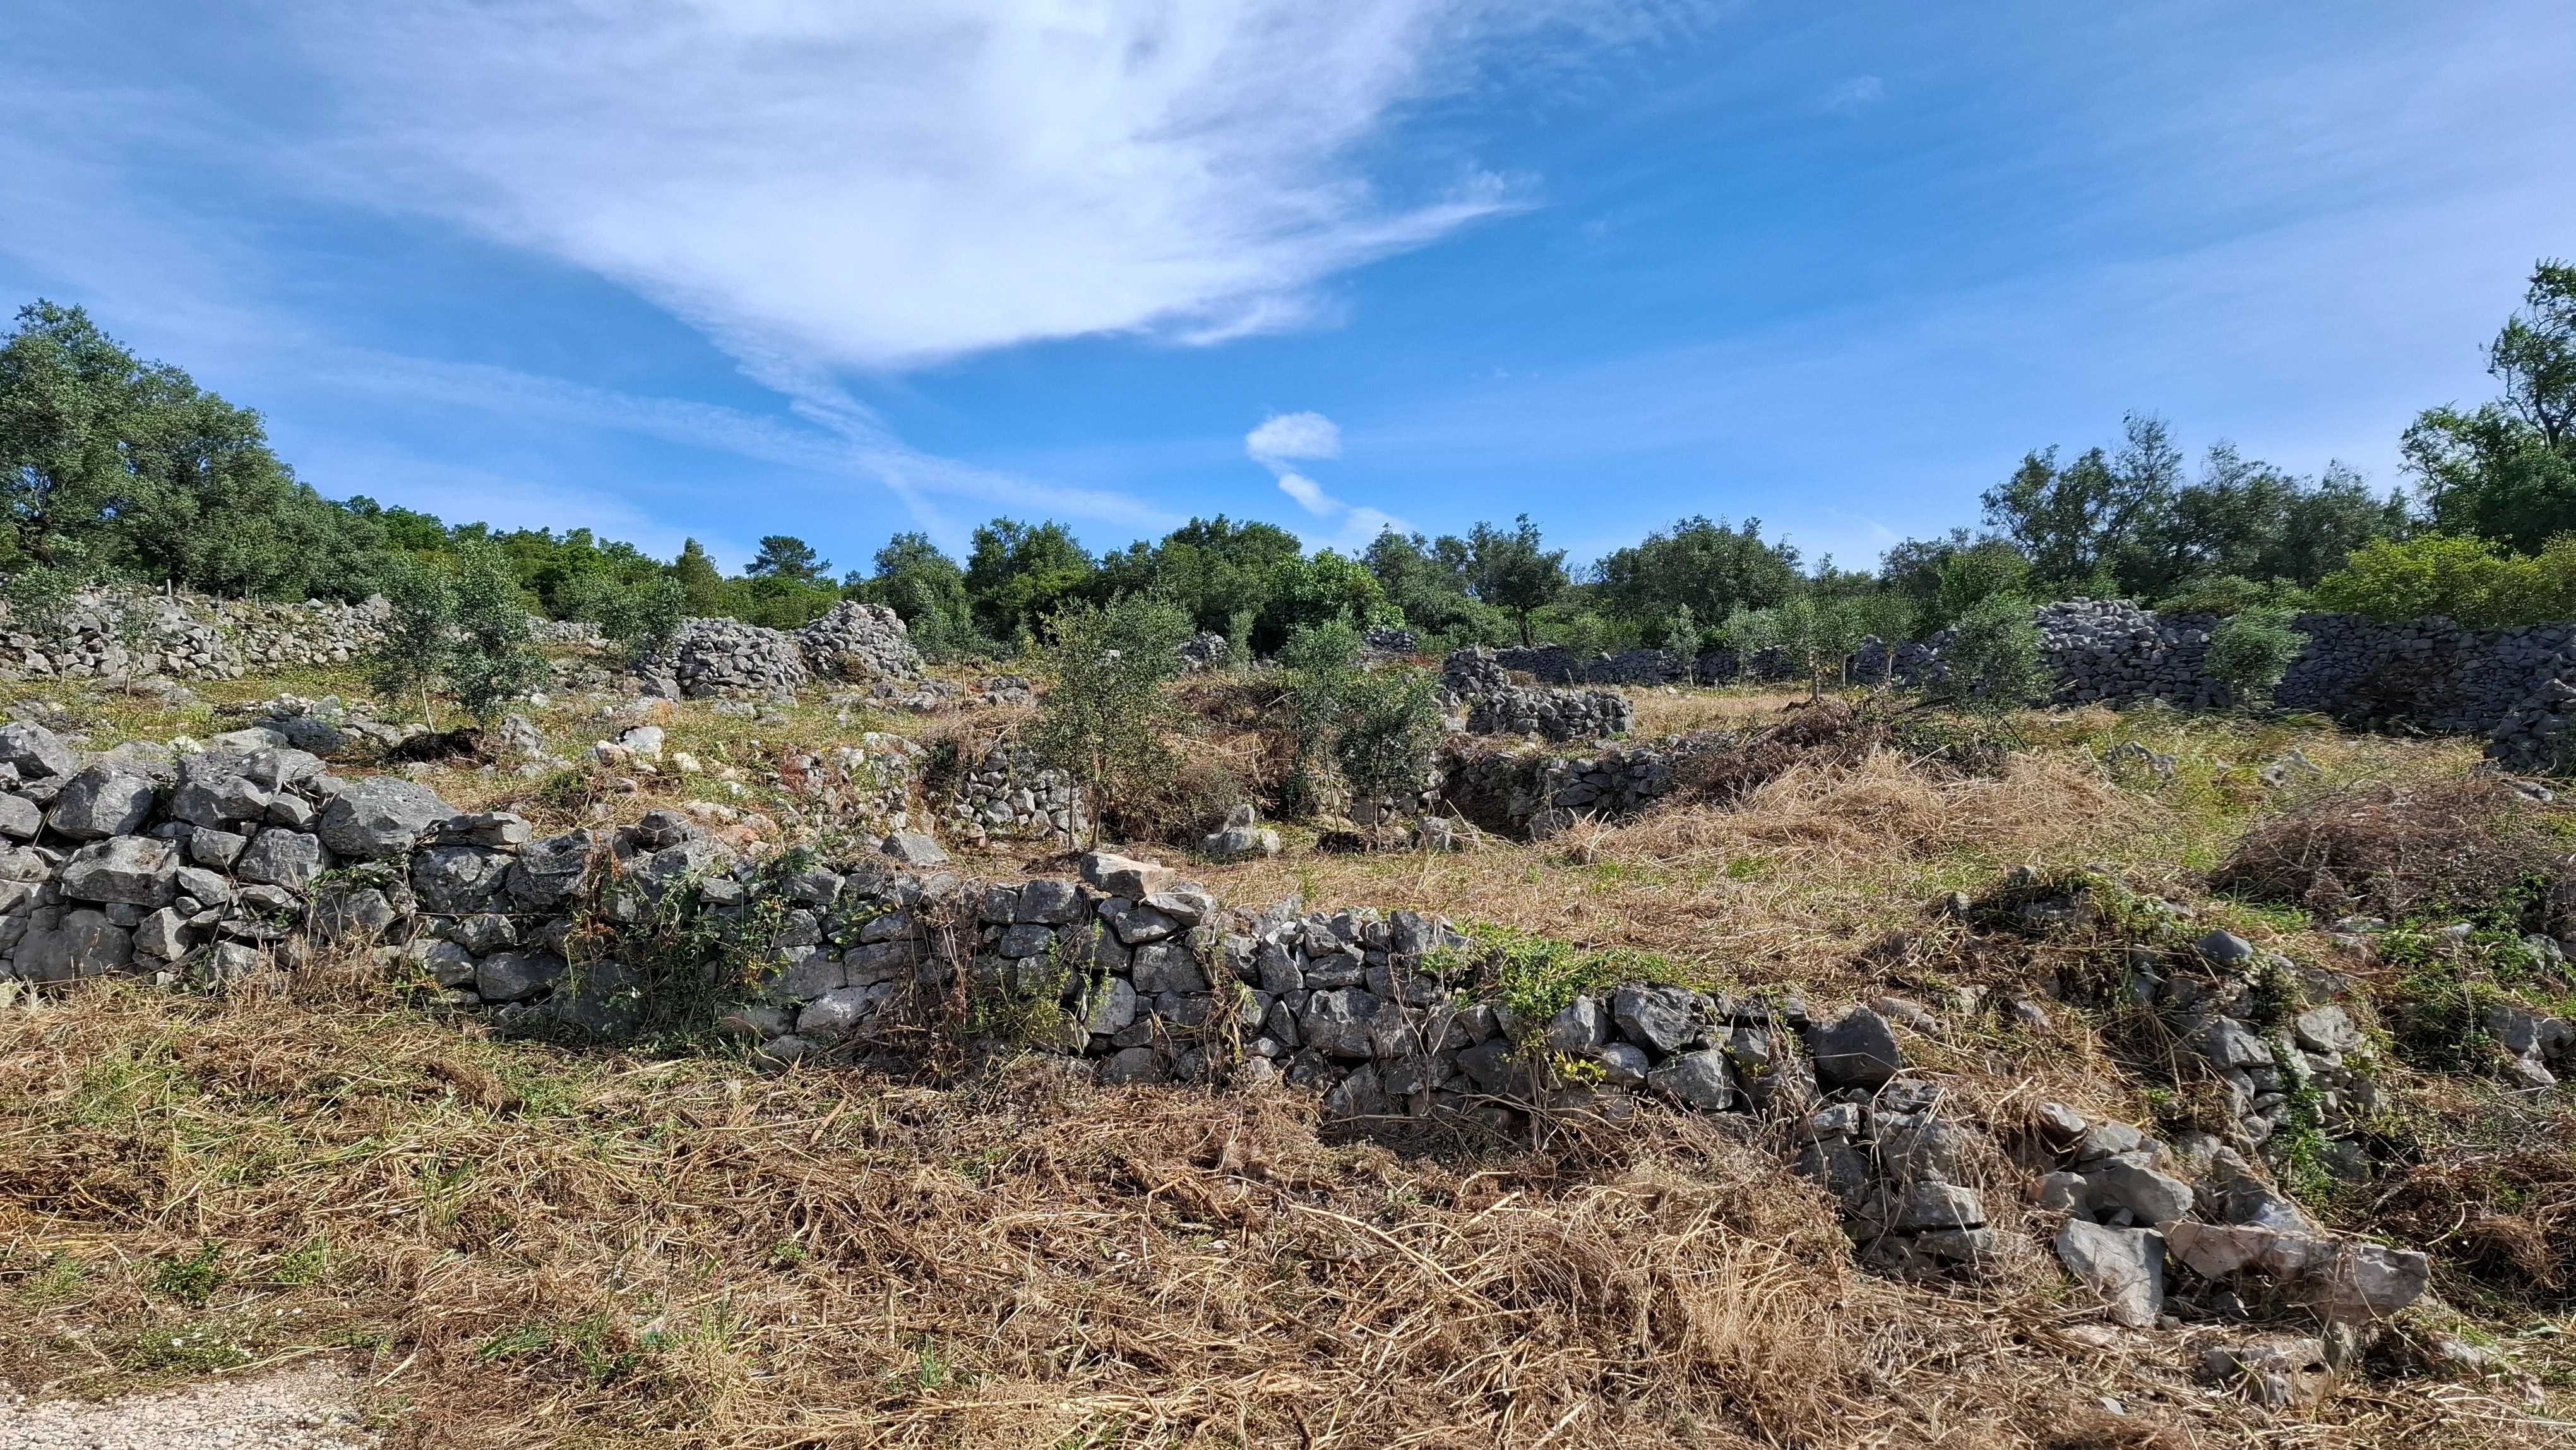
[1613,750,2150,870]
[2209,777,2575,926]
[1626,685,1819,738]
[4,972,2563,1447]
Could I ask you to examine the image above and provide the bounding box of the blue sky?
[6,1,2573,576]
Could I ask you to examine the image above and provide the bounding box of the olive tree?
[1943,592,2049,714]
[1028,593,1195,847]
[2205,609,2309,710]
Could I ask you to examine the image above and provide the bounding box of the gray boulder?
[0,794,39,841]
[1016,878,1082,924]
[879,830,948,866]
[475,949,569,1004]
[1612,983,1700,1054]
[1081,851,1173,899]
[1597,1041,1650,1086]
[507,831,595,910]
[0,722,78,781]
[1888,1182,1987,1231]
[1202,824,1281,860]
[412,845,513,913]
[1302,988,1382,1058]
[133,906,191,960]
[1099,1046,1166,1086]
[2162,1221,2429,1321]
[2089,1159,2196,1225]
[1130,939,1206,995]
[1079,976,1141,1035]
[1543,995,1606,1053]
[317,777,456,860]
[797,981,900,1040]
[14,908,134,980]
[59,836,179,905]
[2056,1220,2165,1327]
[236,829,327,891]
[45,765,158,840]
[1645,1048,1736,1109]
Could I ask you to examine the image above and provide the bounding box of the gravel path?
[0,1365,375,1450]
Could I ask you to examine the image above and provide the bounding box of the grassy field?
[2,669,2572,1447]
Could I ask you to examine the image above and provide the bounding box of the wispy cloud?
[1243,410,1407,549]
[325,349,1184,539]
[1818,75,1883,116]
[1246,410,1345,468]
[273,2,1628,371]
[1,0,1708,552]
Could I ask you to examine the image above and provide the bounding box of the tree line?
[6,256,2575,656]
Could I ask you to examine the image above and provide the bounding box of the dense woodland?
[6,259,2575,660]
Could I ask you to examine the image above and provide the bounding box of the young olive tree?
[1277,617,1366,817]
[1942,592,2049,715]
[1661,603,1700,685]
[560,572,688,667]
[446,541,549,725]
[1029,593,1195,848]
[1332,666,1446,833]
[371,555,456,727]
[370,542,547,729]
[1713,606,1782,682]
[2205,608,2309,710]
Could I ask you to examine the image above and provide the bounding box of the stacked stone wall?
[0,587,393,683]
[941,741,1088,847]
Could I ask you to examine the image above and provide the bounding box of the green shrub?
[446,539,549,724]
[559,572,686,666]
[2205,608,2308,708]
[1278,618,1364,816]
[1332,665,1445,827]
[2311,533,2576,628]
[1029,594,1194,847]
[370,555,456,724]
[1942,591,2048,713]
[2153,574,2315,617]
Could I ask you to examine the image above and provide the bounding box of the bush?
[446,541,549,724]
[559,572,686,666]
[1941,592,2048,713]
[1027,594,1195,847]
[2152,574,2315,617]
[1333,666,1445,828]
[371,556,456,724]
[371,542,547,728]
[1277,618,1366,815]
[2204,608,2308,708]
[2311,533,2576,628]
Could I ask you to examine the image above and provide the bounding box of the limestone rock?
[317,777,456,860]
[2056,1220,2165,1327]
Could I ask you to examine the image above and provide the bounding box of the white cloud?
[1244,409,1407,548]
[1819,75,1883,115]
[1246,411,1345,467]
[270,1,1678,371]
[323,349,1184,538]
[1275,470,1334,515]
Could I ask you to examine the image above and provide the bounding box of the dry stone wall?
[1460,601,2576,767]
[1441,647,1635,741]
[941,741,1088,848]
[0,587,391,683]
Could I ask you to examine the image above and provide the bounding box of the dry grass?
[2209,777,2575,926]
[1625,686,1819,738]
[4,975,2560,1449]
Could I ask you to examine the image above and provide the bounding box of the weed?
[150,1242,227,1307]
